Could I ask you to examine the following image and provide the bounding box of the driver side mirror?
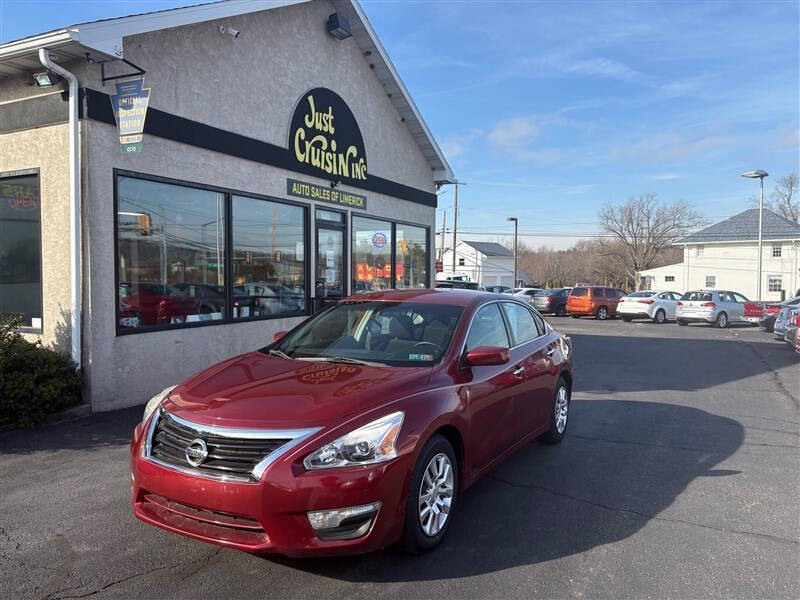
[465,346,510,366]
[273,331,288,342]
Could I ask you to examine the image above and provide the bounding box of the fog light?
[307,502,380,541]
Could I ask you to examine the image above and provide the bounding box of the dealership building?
[0,0,453,411]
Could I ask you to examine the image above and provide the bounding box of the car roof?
[341,288,519,308]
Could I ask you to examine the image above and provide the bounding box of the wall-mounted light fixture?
[326,13,352,40]
[33,71,63,87]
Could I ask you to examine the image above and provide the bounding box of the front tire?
[596,306,609,320]
[571,314,581,319]
[714,312,728,328]
[401,435,458,554]
[621,316,633,322]
[654,309,666,324]
[541,377,570,444]
[678,319,688,326]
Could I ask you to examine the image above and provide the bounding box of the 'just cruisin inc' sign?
[289,88,367,184]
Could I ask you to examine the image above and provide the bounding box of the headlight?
[304,412,404,470]
[142,385,177,424]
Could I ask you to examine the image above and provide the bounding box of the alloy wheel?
[717,313,728,328]
[655,310,665,324]
[418,453,454,537]
[597,307,608,320]
[555,385,569,434]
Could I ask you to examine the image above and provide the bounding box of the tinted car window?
[682,292,712,302]
[718,292,733,303]
[606,289,617,298]
[592,288,605,297]
[629,291,656,297]
[465,304,510,351]
[531,310,547,336]
[571,288,588,297]
[501,302,539,345]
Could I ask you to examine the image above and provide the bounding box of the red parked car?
[130,289,573,556]
[119,283,200,328]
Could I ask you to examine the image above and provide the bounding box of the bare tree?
[598,194,706,290]
[768,173,798,223]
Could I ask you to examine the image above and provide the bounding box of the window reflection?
[352,216,392,292]
[396,224,428,288]
[232,196,305,318]
[117,176,226,330]
[0,173,42,329]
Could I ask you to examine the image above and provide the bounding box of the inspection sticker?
[408,353,434,361]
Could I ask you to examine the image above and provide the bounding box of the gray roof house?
[677,209,800,244]
[461,241,514,257]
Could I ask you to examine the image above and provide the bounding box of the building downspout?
[38,48,81,369]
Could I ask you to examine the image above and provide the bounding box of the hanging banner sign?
[286,178,367,210]
[110,77,151,154]
[288,88,367,184]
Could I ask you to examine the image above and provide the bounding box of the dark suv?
[530,288,572,316]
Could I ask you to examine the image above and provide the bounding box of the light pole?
[742,170,769,300]
[507,216,518,286]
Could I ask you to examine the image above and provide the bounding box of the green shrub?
[0,314,82,428]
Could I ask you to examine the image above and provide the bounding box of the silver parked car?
[676,289,749,328]
[773,303,799,340]
[782,307,800,348]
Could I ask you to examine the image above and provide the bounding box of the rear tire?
[654,309,666,324]
[678,320,688,326]
[714,312,728,328]
[401,435,458,554]
[621,316,632,322]
[571,314,581,319]
[541,377,570,444]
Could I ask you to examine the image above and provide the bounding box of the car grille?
[148,410,292,482]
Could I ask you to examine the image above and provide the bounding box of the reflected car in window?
[131,289,573,557]
[118,283,200,329]
[233,282,304,317]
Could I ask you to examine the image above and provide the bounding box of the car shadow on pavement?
[0,406,140,455]
[265,399,744,582]
[570,334,798,394]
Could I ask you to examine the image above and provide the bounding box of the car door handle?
[512,365,525,378]
[545,347,556,357]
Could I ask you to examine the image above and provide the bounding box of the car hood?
[162,352,432,429]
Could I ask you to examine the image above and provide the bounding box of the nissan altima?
[130,289,573,556]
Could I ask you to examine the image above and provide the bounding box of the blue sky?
[2,1,798,248]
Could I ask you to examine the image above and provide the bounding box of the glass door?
[315,209,346,311]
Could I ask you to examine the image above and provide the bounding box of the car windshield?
[269,301,464,366]
[682,291,712,301]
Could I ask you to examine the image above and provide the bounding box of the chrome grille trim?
[143,408,321,484]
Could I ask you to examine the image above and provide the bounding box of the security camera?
[218,25,240,39]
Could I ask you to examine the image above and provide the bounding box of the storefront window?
[232,196,306,318]
[352,216,392,292]
[395,224,428,288]
[0,172,42,329]
[117,176,226,330]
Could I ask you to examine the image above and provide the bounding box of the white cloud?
[487,117,539,149]
[565,57,641,82]
[439,129,483,161]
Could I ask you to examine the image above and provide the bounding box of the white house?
[438,240,528,287]
[639,209,800,301]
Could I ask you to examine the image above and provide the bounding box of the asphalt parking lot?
[1,317,798,600]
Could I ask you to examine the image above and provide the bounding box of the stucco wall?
[77,0,437,411]
[0,124,72,352]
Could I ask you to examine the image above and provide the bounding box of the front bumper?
[130,421,410,557]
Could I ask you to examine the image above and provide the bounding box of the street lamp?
[742,170,769,301]
[507,216,518,287]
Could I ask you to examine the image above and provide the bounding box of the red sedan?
[130,289,573,556]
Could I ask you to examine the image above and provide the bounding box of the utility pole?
[452,182,459,274]
[507,216,518,286]
[439,209,446,261]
